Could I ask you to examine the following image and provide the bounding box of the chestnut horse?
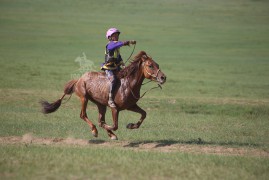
[40,51,166,140]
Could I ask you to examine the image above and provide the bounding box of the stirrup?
[108,100,116,108]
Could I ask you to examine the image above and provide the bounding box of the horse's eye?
[149,65,153,69]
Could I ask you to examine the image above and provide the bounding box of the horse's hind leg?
[97,104,118,140]
[126,104,146,129]
[80,97,98,137]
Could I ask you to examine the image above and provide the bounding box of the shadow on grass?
[123,138,261,148]
[88,139,106,144]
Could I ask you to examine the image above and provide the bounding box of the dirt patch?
[122,141,269,157]
[1,134,268,158]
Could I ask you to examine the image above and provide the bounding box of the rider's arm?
[107,41,131,51]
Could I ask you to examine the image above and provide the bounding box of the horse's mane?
[117,51,147,79]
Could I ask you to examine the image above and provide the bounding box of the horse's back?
[76,71,109,102]
[81,71,106,81]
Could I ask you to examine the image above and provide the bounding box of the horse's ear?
[142,55,148,61]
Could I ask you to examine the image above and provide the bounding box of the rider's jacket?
[101,41,124,71]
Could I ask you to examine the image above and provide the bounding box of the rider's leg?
[105,70,117,108]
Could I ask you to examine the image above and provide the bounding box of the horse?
[40,51,166,140]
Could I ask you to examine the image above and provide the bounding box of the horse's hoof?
[92,130,98,137]
[110,135,118,140]
[126,123,136,129]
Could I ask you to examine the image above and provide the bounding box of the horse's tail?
[40,79,77,114]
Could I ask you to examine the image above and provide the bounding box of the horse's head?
[141,53,166,85]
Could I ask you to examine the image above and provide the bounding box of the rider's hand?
[123,41,130,46]
[130,40,136,45]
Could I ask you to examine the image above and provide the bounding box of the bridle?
[144,65,161,83]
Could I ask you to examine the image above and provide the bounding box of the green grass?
[1,144,268,180]
[0,0,269,179]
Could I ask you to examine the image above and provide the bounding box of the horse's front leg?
[101,108,119,130]
[126,104,147,129]
[97,104,118,140]
[99,107,119,139]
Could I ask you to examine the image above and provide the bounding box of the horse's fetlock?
[112,126,118,131]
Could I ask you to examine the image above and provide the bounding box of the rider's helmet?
[106,28,120,39]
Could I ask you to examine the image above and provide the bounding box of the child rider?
[101,28,136,108]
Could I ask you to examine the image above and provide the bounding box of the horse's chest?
[117,79,139,105]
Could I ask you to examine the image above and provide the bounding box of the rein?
[124,44,136,64]
[127,78,162,100]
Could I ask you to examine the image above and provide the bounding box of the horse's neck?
[123,66,145,93]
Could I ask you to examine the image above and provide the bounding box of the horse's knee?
[80,112,86,119]
[141,111,147,119]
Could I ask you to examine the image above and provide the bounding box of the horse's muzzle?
[157,73,166,85]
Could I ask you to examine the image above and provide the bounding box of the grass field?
[0,0,269,179]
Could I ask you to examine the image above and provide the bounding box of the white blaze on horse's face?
[142,55,166,85]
